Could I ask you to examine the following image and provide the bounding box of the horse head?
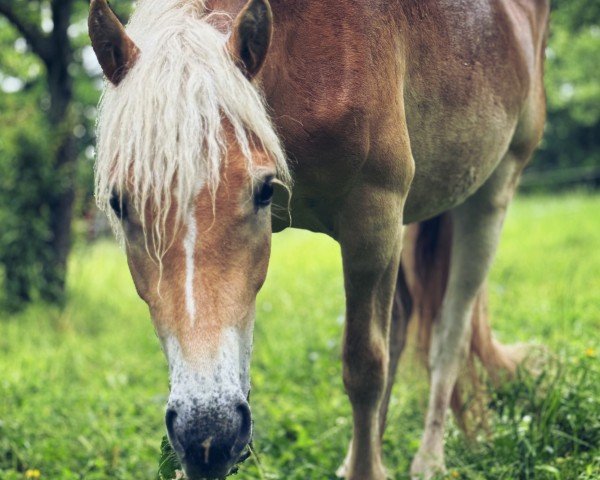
[89,0,286,477]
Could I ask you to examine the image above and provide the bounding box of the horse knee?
[343,339,388,404]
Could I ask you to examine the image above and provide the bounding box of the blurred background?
[0,1,598,480]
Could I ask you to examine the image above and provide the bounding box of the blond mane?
[95,0,289,258]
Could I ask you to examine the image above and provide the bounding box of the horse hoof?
[335,462,348,478]
[336,461,387,480]
[336,443,352,478]
[341,466,388,480]
[410,453,446,480]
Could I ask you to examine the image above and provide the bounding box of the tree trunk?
[0,0,77,307]
[39,0,76,304]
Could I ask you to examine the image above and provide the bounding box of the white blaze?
[183,209,197,324]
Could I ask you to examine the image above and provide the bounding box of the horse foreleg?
[410,158,521,479]
[336,184,406,480]
[337,264,412,478]
[341,247,401,480]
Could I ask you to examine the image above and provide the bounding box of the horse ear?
[228,0,273,80]
[89,0,139,85]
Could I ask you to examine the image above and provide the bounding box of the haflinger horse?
[89,0,549,478]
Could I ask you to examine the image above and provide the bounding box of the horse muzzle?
[165,398,252,479]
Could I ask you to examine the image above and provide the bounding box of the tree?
[529,0,600,182]
[0,0,132,308]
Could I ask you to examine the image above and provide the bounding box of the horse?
[89,0,549,478]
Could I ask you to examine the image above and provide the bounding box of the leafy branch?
[0,0,52,63]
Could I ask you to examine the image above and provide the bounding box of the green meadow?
[1,193,599,480]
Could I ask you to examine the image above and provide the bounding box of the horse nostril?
[165,408,183,454]
[235,402,252,451]
[165,408,177,436]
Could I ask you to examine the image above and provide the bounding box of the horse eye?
[255,180,274,208]
[109,191,128,220]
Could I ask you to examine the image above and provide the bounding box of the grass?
[1,192,599,480]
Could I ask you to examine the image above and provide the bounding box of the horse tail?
[402,212,526,433]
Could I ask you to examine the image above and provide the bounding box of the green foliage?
[0,98,56,308]
[533,1,600,177]
[157,436,181,480]
[0,194,599,480]
[0,1,136,308]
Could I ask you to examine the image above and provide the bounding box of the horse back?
[256,0,550,228]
